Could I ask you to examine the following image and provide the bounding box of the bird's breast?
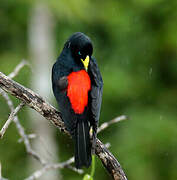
[67,70,91,114]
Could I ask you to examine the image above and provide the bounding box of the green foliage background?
[0,0,177,179]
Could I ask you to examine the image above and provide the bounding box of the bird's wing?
[89,57,103,150]
[52,61,77,136]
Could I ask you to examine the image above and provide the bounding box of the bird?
[52,32,103,168]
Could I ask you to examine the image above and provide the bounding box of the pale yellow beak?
[81,55,89,71]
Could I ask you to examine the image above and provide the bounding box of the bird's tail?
[74,119,91,169]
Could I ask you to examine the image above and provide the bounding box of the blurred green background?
[0,0,177,179]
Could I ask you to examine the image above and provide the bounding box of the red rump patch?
[67,70,91,114]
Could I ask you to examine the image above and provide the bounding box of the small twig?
[8,60,30,79]
[18,134,37,143]
[0,89,46,165]
[0,102,25,138]
[66,165,83,174]
[24,157,83,180]
[98,115,128,133]
[14,115,47,165]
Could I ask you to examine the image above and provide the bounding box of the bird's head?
[65,32,93,71]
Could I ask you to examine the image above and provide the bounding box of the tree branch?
[0,71,127,180]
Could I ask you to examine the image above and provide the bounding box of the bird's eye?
[78,51,81,56]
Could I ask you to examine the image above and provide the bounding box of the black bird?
[52,32,103,168]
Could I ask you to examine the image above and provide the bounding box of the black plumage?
[52,32,103,168]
